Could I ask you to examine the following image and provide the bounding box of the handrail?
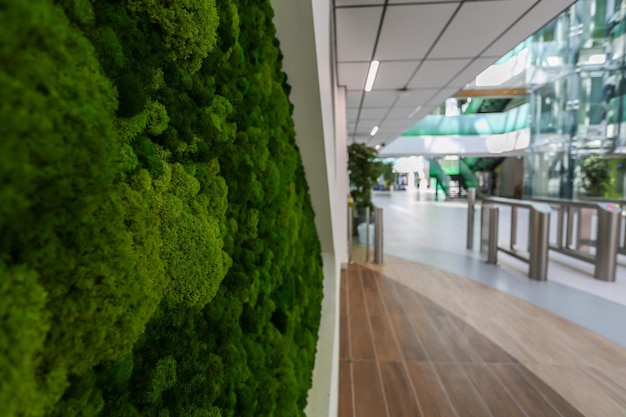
[532,196,620,209]
[481,197,552,281]
[529,197,621,281]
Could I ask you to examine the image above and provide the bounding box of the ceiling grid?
[333,0,577,148]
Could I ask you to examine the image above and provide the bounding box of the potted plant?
[347,143,383,239]
[580,155,612,197]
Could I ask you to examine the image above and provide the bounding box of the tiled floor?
[339,260,626,417]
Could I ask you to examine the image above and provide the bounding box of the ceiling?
[335,0,577,149]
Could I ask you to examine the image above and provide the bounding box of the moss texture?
[0,1,324,416]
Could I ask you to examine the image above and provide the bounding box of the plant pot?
[356,222,375,245]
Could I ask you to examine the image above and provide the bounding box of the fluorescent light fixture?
[407,105,422,119]
[364,60,380,92]
[370,126,379,136]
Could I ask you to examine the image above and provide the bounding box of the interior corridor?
[340,190,626,417]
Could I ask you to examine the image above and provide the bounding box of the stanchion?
[595,203,621,281]
[348,205,353,263]
[528,206,550,281]
[481,205,499,264]
[466,188,476,249]
[374,207,383,264]
[365,206,370,263]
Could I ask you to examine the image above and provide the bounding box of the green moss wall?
[0,1,324,416]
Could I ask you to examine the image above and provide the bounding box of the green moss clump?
[1,0,324,416]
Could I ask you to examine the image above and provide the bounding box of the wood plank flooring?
[339,258,626,417]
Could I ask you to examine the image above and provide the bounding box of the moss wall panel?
[0,1,324,416]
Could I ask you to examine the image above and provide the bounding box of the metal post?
[348,206,353,263]
[577,208,593,252]
[481,205,499,265]
[365,206,370,263]
[510,207,518,251]
[566,206,575,249]
[528,206,551,281]
[466,188,476,249]
[557,206,564,249]
[595,203,621,281]
[374,207,384,264]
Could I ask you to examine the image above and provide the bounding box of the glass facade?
[525,0,626,198]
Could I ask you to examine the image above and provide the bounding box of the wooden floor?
[339,256,626,417]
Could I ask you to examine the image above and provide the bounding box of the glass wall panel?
[524,0,626,198]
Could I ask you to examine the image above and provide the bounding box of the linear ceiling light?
[370,126,379,136]
[364,60,380,92]
[407,105,422,119]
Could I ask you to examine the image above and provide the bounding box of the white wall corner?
[270,1,341,416]
[305,252,340,417]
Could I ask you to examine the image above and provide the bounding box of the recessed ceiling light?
[364,60,380,92]
[370,126,379,136]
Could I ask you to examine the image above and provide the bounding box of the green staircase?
[429,158,451,197]
[463,156,506,172]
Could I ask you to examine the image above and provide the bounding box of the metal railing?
[530,197,621,282]
[480,197,552,281]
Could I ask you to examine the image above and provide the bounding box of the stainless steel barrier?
[365,206,371,263]
[481,205,499,265]
[531,197,621,282]
[348,205,353,263]
[480,197,551,281]
[581,197,626,256]
[374,207,383,264]
[466,188,476,249]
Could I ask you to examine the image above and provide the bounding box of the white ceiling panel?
[336,7,382,62]
[395,88,439,106]
[338,62,369,90]
[353,135,371,144]
[362,90,399,108]
[374,60,420,89]
[429,0,536,59]
[390,0,458,3]
[360,107,388,120]
[336,0,384,6]
[375,3,459,60]
[346,91,363,108]
[376,125,400,134]
[386,105,417,120]
[381,118,412,128]
[483,1,575,57]
[426,87,462,107]
[347,108,359,120]
[354,128,377,138]
[448,57,498,87]
[408,59,472,88]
